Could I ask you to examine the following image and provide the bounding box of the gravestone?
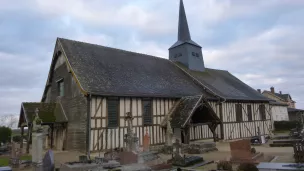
[143,128,150,152]
[42,150,54,171]
[0,167,12,171]
[119,151,138,165]
[257,162,304,171]
[124,112,139,152]
[138,151,172,170]
[9,142,20,168]
[165,117,173,146]
[32,108,49,171]
[170,139,203,167]
[230,139,254,163]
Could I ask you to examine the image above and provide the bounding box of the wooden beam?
[26,125,31,154]
[219,103,224,140]
[20,126,24,149]
[51,124,54,149]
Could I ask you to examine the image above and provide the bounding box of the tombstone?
[119,151,138,165]
[9,142,20,168]
[171,139,204,167]
[230,139,253,163]
[42,150,54,171]
[173,139,182,157]
[124,112,139,152]
[143,128,150,152]
[0,167,12,171]
[171,139,184,166]
[165,117,173,146]
[32,108,48,170]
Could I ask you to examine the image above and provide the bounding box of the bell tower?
[169,0,205,72]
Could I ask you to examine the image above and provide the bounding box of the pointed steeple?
[169,0,205,72]
[178,0,191,41]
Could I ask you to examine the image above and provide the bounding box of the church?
[18,0,272,154]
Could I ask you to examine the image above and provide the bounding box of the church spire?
[169,0,205,72]
[178,0,191,41]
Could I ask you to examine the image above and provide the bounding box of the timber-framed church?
[18,0,272,153]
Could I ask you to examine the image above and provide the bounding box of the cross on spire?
[178,0,191,41]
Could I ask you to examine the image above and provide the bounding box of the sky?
[0,0,303,116]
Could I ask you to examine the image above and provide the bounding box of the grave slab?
[257,163,304,171]
[0,167,12,171]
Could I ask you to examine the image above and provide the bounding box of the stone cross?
[125,112,134,134]
[32,108,45,168]
[124,112,139,152]
[166,117,173,146]
[32,108,43,133]
[143,128,150,152]
[173,139,182,157]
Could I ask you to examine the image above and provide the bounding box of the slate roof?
[55,38,271,102]
[18,102,67,127]
[174,62,270,101]
[58,38,210,98]
[288,108,304,113]
[263,91,295,102]
[269,101,288,106]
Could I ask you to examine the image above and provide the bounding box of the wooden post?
[219,103,224,140]
[26,125,31,154]
[51,124,54,149]
[20,126,24,149]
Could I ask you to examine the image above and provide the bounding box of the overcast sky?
[0,0,303,115]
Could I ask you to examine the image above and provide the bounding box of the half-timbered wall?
[90,96,273,151]
[90,96,178,152]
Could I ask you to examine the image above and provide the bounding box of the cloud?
[0,0,303,117]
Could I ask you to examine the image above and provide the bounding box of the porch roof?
[18,102,68,127]
[161,95,221,128]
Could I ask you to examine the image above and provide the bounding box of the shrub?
[0,126,12,144]
[274,121,299,131]
[12,135,22,143]
[217,161,233,171]
[237,163,258,171]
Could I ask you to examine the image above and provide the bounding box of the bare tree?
[0,114,18,128]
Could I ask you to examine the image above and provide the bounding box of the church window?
[178,53,182,57]
[142,98,152,125]
[107,97,119,127]
[247,105,253,121]
[235,104,243,122]
[259,104,266,120]
[57,79,64,96]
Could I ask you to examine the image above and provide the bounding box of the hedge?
[274,121,299,131]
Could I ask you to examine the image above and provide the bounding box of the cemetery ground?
[7,139,293,171]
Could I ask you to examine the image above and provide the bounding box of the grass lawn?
[273,130,289,134]
[0,155,32,167]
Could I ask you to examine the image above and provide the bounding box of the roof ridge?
[58,37,169,62]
